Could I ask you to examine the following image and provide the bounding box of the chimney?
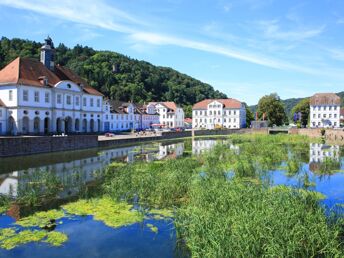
[40,36,55,71]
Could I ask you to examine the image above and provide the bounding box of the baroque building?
[192,98,246,129]
[309,93,341,128]
[0,37,103,135]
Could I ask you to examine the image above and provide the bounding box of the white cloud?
[1,0,342,79]
[257,20,325,41]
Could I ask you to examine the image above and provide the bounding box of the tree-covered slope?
[0,37,226,116]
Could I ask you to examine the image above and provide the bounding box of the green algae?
[150,208,173,218]
[0,229,68,250]
[146,223,158,233]
[44,231,68,246]
[62,196,143,228]
[16,209,65,228]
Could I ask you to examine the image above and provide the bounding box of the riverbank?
[0,129,267,157]
[0,128,343,157]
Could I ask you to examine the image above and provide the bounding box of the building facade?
[0,37,103,135]
[150,102,184,128]
[309,93,341,128]
[103,100,159,132]
[192,99,246,129]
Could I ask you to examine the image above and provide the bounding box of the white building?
[136,103,160,129]
[150,102,184,128]
[0,99,7,135]
[103,100,160,132]
[192,99,246,129]
[0,37,104,135]
[309,93,341,128]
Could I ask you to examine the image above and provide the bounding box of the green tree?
[257,93,287,126]
[244,103,254,128]
[290,98,310,127]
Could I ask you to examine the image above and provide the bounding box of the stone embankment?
[1,127,342,157]
[0,135,98,157]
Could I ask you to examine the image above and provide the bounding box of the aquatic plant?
[103,157,202,207]
[0,195,10,214]
[0,228,67,250]
[16,209,65,228]
[44,231,68,246]
[149,208,173,218]
[62,196,143,228]
[176,178,343,257]
[146,223,158,233]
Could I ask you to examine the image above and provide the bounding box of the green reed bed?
[176,178,343,258]
[103,157,202,208]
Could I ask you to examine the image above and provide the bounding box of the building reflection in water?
[0,142,184,199]
[309,143,340,172]
[192,139,238,155]
[0,139,238,201]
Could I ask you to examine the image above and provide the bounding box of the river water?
[0,138,343,257]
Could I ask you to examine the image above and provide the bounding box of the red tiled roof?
[0,57,60,87]
[0,57,103,96]
[193,99,242,109]
[310,93,341,106]
[149,101,178,111]
[55,65,103,96]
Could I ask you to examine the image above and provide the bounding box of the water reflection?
[0,142,188,199]
[192,139,238,155]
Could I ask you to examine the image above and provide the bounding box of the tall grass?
[176,178,344,257]
[103,157,202,208]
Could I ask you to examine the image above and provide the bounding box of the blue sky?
[0,0,343,104]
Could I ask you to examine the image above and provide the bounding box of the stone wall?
[0,135,98,157]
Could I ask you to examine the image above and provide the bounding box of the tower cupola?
[40,36,55,71]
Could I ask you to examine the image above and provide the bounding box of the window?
[0,110,2,117]
[9,90,13,101]
[334,106,337,110]
[83,97,87,107]
[90,98,94,107]
[97,99,101,107]
[334,114,337,118]
[57,94,62,104]
[66,95,71,105]
[34,91,39,102]
[75,96,79,106]
[45,92,50,103]
[23,90,28,101]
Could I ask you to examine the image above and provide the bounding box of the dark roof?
[0,57,102,96]
[310,93,341,106]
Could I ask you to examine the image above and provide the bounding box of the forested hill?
[0,37,226,116]
[250,91,344,117]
